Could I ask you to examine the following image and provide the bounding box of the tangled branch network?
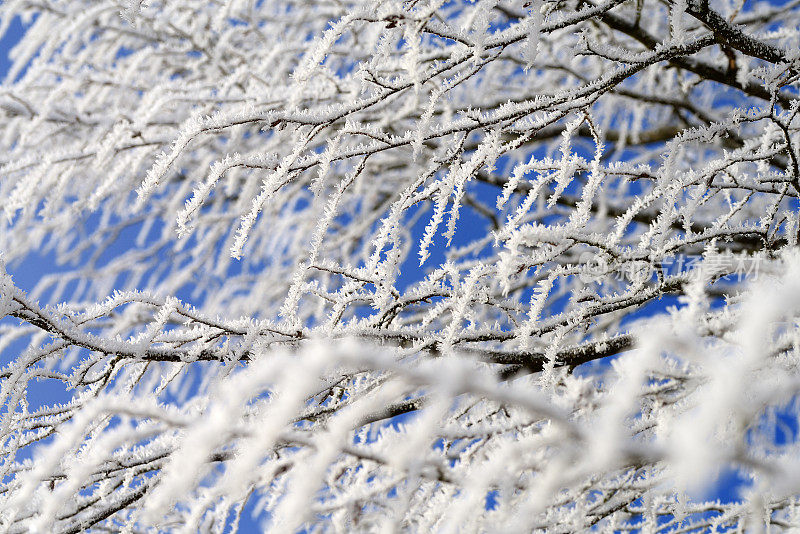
[1,0,800,531]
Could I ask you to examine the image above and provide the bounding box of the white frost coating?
[0,259,14,320]
[0,0,798,531]
[670,0,688,44]
[523,2,543,70]
[135,116,204,207]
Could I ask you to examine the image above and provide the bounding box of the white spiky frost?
[0,0,798,531]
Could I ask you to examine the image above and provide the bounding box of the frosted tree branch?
[0,0,799,531]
